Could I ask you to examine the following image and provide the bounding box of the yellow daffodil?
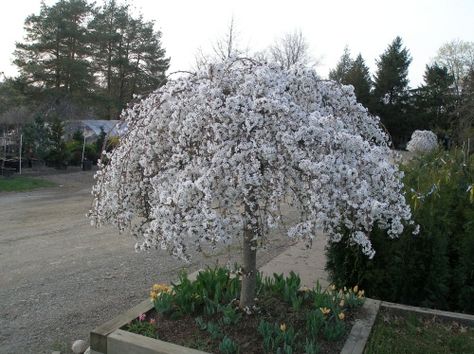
[357,290,365,298]
[280,323,287,332]
[338,312,345,320]
[320,307,331,316]
[353,285,359,293]
[152,283,172,294]
[329,284,336,291]
[339,299,345,307]
[299,286,311,293]
[150,291,158,300]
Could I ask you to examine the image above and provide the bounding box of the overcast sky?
[1,0,473,87]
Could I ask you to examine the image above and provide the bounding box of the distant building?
[64,120,127,143]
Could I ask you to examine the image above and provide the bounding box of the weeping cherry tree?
[89,59,413,309]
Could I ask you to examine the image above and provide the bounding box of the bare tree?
[194,17,246,71]
[435,39,474,97]
[0,106,32,128]
[269,30,313,69]
[213,16,242,60]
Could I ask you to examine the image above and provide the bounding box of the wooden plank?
[340,298,381,354]
[108,329,209,354]
[90,269,202,353]
[381,301,474,326]
[91,299,154,353]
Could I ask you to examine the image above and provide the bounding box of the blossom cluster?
[406,130,438,153]
[150,283,172,300]
[89,59,413,260]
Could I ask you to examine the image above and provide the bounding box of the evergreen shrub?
[326,149,474,313]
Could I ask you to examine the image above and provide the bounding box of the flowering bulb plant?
[406,130,438,153]
[89,58,412,308]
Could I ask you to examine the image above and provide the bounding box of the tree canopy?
[89,59,413,308]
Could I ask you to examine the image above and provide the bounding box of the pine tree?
[345,54,372,108]
[418,64,455,133]
[372,36,412,147]
[13,0,170,120]
[14,0,93,99]
[329,46,353,83]
[88,1,170,118]
[330,49,372,108]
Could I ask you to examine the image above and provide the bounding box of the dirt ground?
[0,169,292,354]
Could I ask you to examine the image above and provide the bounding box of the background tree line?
[329,37,474,148]
[0,0,169,125]
[1,2,472,152]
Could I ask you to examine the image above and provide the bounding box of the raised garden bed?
[365,302,474,354]
[91,268,371,354]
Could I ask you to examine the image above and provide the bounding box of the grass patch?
[0,176,55,192]
[365,308,474,354]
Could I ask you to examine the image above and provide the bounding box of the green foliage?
[14,0,93,95]
[365,309,474,354]
[46,118,70,167]
[72,129,84,143]
[306,310,325,339]
[153,267,240,319]
[219,336,239,354]
[329,48,372,108]
[372,36,413,147]
[257,271,304,310]
[95,127,107,154]
[66,140,98,165]
[194,316,207,330]
[329,46,353,83]
[304,339,320,354]
[206,321,223,340]
[149,269,364,353]
[326,149,474,313]
[12,0,169,119]
[322,319,346,341]
[220,304,242,326]
[22,115,51,160]
[257,320,297,353]
[153,291,174,316]
[126,319,156,338]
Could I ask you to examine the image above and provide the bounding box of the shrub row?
[326,149,474,313]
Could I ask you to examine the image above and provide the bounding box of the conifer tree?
[14,0,93,98]
[345,54,372,108]
[372,36,412,147]
[329,46,353,83]
[417,64,455,133]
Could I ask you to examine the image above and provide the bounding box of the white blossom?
[406,130,438,153]
[89,59,413,260]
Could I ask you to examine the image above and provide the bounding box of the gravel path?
[0,170,292,354]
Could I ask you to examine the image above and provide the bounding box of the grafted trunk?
[240,199,258,310]
[240,226,257,309]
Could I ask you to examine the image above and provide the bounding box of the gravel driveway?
[0,170,292,354]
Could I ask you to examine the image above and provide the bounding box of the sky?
[1,0,473,88]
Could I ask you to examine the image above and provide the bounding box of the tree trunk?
[240,201,258,309]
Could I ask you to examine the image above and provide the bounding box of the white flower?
[406,130,438,153]
[88,59,412,260]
